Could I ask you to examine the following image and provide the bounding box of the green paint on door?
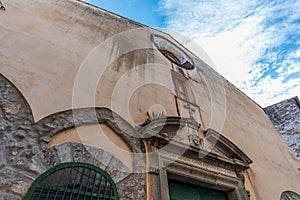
[169,180,227,200]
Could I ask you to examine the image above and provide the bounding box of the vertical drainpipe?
[143,139,152,200]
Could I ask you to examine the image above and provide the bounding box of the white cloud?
[159,0,300,107]
[288,49,300,59]
[246,75,300,106]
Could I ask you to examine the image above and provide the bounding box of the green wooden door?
[169,180,227,200]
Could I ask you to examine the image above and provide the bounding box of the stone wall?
[0,74,35,200]
[264,97,300,159]
[0,74,146,200]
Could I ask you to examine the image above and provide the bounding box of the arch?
[0,73,142,154]
[24,162,118,200]
[280,191,300,200]
[37,142,145,199]
[35,107,142,154]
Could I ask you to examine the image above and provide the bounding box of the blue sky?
[87,0,166,28]
[84,0,300,107]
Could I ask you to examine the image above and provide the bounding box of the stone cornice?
[205,128,253,166]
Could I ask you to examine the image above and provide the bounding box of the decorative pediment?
[204,128,253,167]
[139,116,252,171]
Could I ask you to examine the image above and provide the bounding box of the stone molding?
[205,128,253,168]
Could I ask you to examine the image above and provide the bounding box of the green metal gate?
[24,162,118,200]
[169,180,227,200]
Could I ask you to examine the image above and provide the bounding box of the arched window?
[159,49,181,66]
[24,162,118,200]
[151,34,195,70]
[159,49,194,70]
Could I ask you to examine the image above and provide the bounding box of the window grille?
[24,162,118,200]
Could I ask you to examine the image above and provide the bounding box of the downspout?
[143,139,152,200]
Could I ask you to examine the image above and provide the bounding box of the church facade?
[0,0,299,199]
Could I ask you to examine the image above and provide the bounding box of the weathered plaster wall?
[0,0,177,123]
[264,97,300,159]
[219,81,300,199]
[0,0,299,199]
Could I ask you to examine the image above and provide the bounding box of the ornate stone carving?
[160,150,237,178]
[188,133,201,146]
